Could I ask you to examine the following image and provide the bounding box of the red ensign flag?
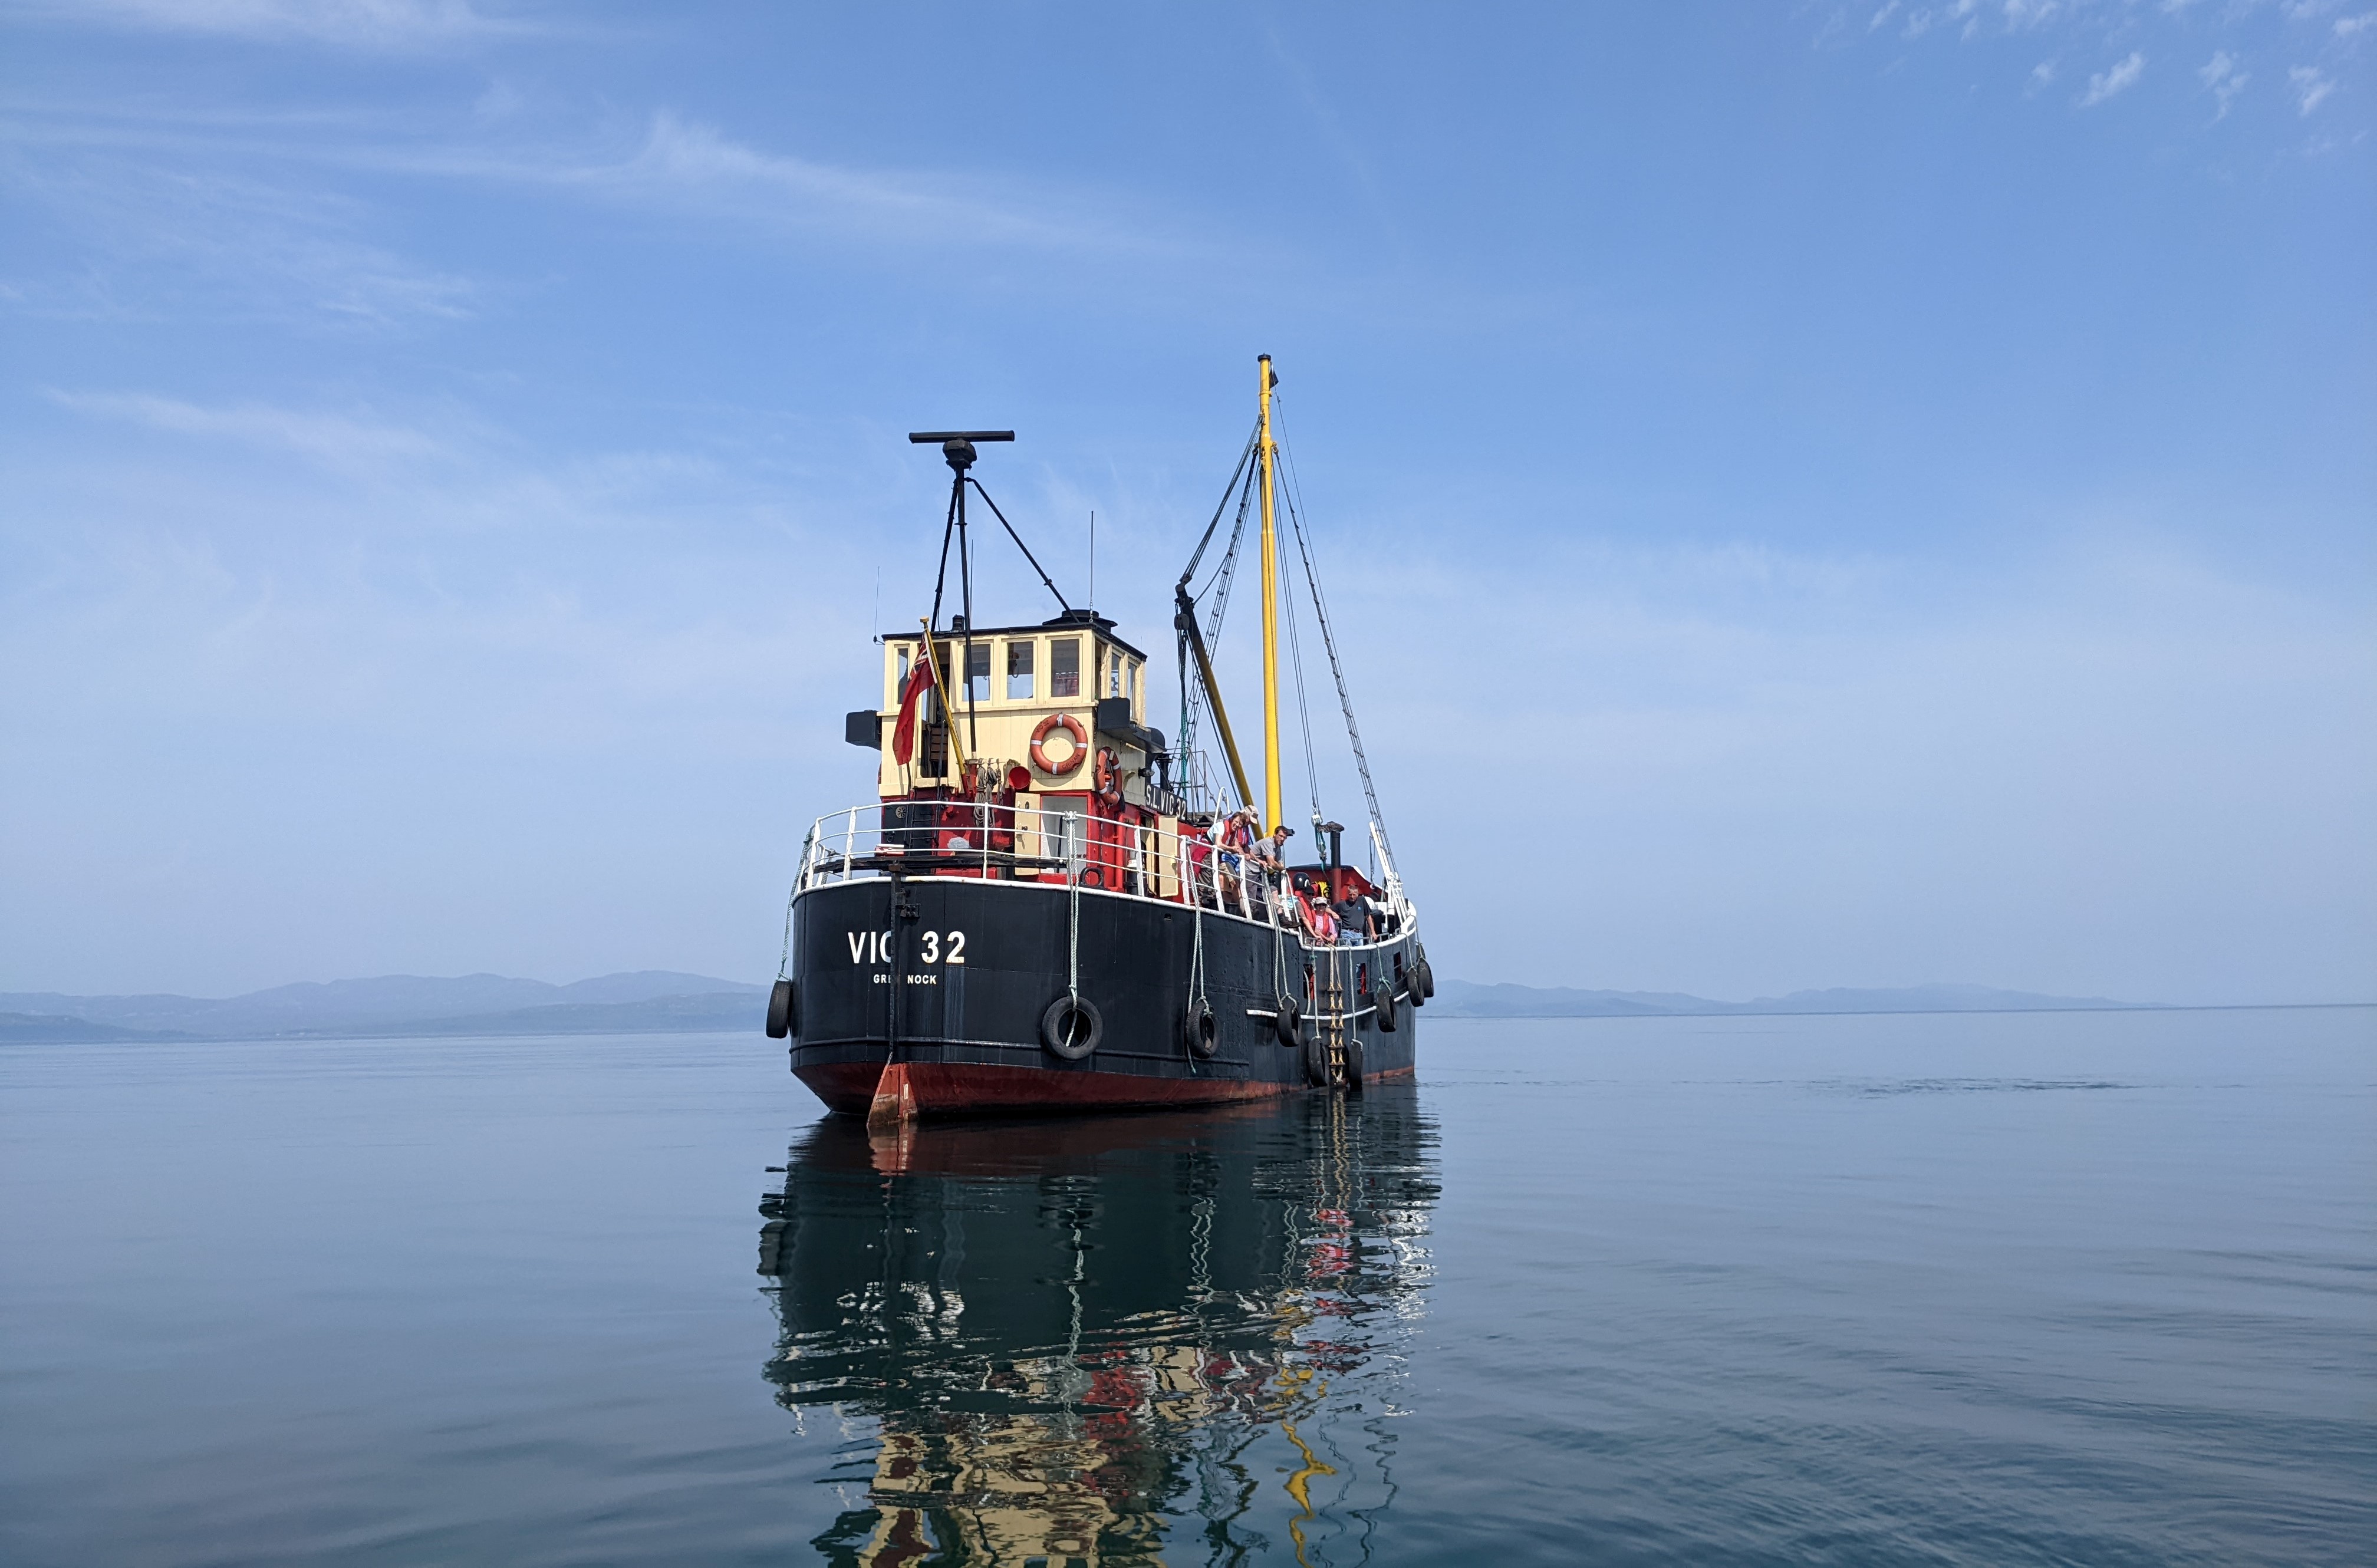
[889,653,937,765]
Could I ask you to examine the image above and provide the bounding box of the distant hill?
[0,1012,197,1043]
[0,972,764,1042]
[1430,981,2146,1019]
[2,970,2156,1043]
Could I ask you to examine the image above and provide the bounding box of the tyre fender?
[1041,995,1102,1060]
[1181,999,1219,1059]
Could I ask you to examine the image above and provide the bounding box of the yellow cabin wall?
[874,631,1148,802]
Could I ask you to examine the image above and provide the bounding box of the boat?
[765,356,1433,1121]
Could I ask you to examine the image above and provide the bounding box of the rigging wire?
[1179,423,1259,589]
[1174,421,1257,804]
[1276,421,1397,869]
[1276,493,1324,828]
[1177,457,1258,811]
[964,477,1071,614]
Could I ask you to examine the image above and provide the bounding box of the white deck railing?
[792,801,1415,950]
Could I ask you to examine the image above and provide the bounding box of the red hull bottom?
[796,1059,1416,1118]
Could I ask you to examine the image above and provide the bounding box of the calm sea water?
[2,1008,2369,1566]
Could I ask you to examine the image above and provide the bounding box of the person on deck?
[1216,808,1256,914]
[1332,881,1375,943]
[1310,895,1340,946]
[1181,815,1215,907]
[1248,823,1292,919]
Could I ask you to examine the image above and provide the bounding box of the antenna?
[1088,510,1097,611]
[907,430,1013,473]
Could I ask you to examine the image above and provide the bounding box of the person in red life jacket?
[1216,808,1256,911]
[1180,815,1215,907]
[1293,872,1336,943]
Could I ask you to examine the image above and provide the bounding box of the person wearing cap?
[1249,823,1292,918]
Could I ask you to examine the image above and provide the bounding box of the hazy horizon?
[4,4,2371,1007]
[10,968,2368,1015]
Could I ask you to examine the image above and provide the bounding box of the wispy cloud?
[2291,63,2338,111]
[557,113,1164,256]
[2082,51,2146,106]
[0,100,1198,331]
[47,390,450,470]
[2200,51,2250,118]
[18,0,525,50]
[0,150,475,326]
[1835,0,2373,134]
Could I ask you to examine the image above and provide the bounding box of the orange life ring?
[1030,711,1088,777]
[1093,747,1120,795]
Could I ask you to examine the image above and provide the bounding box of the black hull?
[787,876,1421,1115]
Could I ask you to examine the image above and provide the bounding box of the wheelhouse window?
[893,645,911,700]
[1052,637,1081,697]
[1006,640,1034,700]
[966,643,992,703]
[1108,650,1124,698]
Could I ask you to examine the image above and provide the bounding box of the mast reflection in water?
[758,1089,1440,1566]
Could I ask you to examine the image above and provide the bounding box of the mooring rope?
[1067,834,1084,1009]
[1186,874,1209,1075]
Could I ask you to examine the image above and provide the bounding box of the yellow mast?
[1257,354,1283,834]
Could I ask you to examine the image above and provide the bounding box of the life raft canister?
[1030,711,1088,777]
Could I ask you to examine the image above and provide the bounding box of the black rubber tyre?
[766,979,796,1039]
[1345,1039,1366,1092]
[1376,986,1398,1033]
[1182,999,1219,1059]
[1274,994,1302,1047]
[1416,947,1436,999]
[1405,956,1428,1009]
[1041,995,1102,1061]
[1305,1033,1332,1086]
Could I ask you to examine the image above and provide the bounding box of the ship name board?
[847,930,967,965]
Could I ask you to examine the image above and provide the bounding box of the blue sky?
[3,1,2371,1004]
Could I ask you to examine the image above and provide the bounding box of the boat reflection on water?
[758,1089,1440,1566]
